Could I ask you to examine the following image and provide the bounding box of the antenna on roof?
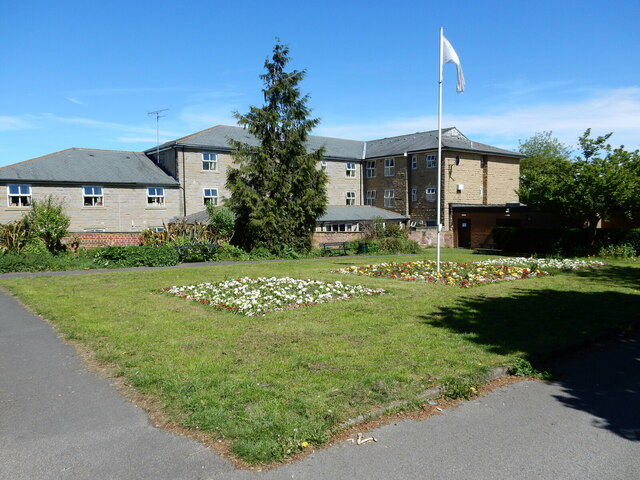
[148,109,169,163]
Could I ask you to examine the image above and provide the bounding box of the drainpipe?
[182,147,187,216]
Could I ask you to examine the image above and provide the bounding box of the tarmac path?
[1,286,638,480]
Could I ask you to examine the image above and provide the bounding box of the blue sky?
[1,0,639,167]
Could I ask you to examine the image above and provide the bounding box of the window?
[346,191,356,205]
[411,155,418,170]
[83,186,103,207]
[411,187,418,202]
[384,158,395,176]
[346,162,356,177]
[203,188,218,206]
[425,186,436,202]
[7,184,31,207]
[147,187,165,206]
[325,223,355,232]
[426,155,436,168]
[366,160,376,178]
[384,189,394,208]
[365,190,376,206]
[202,153,217,171]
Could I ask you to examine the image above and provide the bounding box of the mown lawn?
[1,249,638,464]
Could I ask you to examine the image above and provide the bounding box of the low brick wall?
[62,232,141,249]
[408,229,453,248]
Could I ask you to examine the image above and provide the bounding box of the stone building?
[0,125,522,246]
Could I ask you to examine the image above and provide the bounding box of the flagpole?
[436,27,444,273]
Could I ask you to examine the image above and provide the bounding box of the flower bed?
[335,258,605,287]
[163,277,385,316]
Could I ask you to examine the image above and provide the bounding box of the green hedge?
[92,245,180,268]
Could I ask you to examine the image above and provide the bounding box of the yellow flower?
[301,441,309,448]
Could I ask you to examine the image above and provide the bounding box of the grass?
[1,248,638,464]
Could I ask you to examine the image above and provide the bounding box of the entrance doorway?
[457,218,471,248]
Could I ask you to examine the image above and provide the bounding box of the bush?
[24,196,70,252]
[598,243,637,259]
[368,237,421,254]
[0,251,95,273]
[92,245,180,268]
[0,220,29,254]
[215,242,250,261]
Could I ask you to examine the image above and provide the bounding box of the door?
[457,218,471,248]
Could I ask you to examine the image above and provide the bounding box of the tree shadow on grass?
[421,288,638,361]
[420,268,640,441]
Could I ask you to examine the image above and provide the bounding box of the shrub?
[0,220,29,254]
[24,196,70,252]
[206,205,235,242]
[368,237,421,254]
[21,237,50,256]
[92,245,180,268]
[598,243,636,259]
[215,242,250,261]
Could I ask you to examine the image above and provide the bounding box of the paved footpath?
[1,287,639,480]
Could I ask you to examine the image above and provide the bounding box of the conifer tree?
[226,41,328,252]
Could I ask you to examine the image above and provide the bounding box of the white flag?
[442,35,465,93]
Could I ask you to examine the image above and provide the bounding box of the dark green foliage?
[518,130,640,239]
[226,41,328,253]
[92,245,180,268]
[0,251,95,273]
[493,226,640,256]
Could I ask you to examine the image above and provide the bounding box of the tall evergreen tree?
[226,41,328,252]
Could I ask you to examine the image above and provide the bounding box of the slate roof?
[365,127,524,159]
[150,125,521,161]
[318,206,409,222]
[150,125,365,161]
[0,148,178,186]
[171,205,409,225]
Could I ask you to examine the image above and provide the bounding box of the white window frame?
[365,189,376,206]
[411,155,418,170]
[346,162,356,177]
[147,187,165,207]
[202,152,217,171]
[83,186,104,207]
[425,186,437,202]
[384,158,395,177]
[411,187,418,202]
[426,154,436,168]
[384,189,394,208]
[366,160,376,178]
[7,184,31,207]
[346,191,356,205]
[203,187,218,206]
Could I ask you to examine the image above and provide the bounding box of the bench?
[474,243,504,254]
[321,242,349,256]
[174,244,218,261]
